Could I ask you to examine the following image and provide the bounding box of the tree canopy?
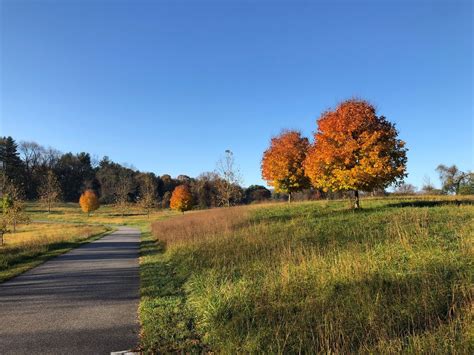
[79,190,100,216]
[261,130,310,202]
[170,185,193,213]
[304,99,407,207]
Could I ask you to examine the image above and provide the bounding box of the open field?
[0,203,177,282]
[0,222,110,282]
[142,196,474,353]
[26,202,177,227]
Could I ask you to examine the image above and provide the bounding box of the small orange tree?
[79,190,100,216]
[261,130,310,202]
[304,99,407,208]
[170,185,193,214]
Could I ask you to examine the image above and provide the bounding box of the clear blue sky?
[1,0,472,189]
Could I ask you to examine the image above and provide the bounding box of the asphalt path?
[0,226,141,354]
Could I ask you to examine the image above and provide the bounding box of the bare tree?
[43,147,62,169]
[115,170,134,217]
[421,175,436,194]
[394,183,417,195]
[19,141,45,171]
[138,174,157,218]
[215,150,243,207]
[38,170,62,213]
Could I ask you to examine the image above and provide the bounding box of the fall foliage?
[79,190,100,216]
[304,99,407,208]
[170,185,193,213]
[261,130,310,202]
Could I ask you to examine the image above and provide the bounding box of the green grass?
[1,202,173,283]
[0,223,111,282]
[139,230,206,352]
[142,196,473,353]
[27,202,178,227]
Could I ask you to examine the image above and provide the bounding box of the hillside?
[141,196,473,353]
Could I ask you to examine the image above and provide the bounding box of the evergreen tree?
[0,136,25,190]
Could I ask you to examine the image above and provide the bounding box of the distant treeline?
[1,136,471,209]
[0,136,275,207]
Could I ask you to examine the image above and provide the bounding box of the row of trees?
[261,99,472,207]
[393,166,473,196]
[0,137,272,214]
[1,98,471,221]
[78,183,196,216]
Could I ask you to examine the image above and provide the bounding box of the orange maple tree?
[261,130,310,202]
[170,185,193,213]
[79,189,100,216]
[304,99,407,208]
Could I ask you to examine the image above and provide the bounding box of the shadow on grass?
[201,261,468,353]
[387,199,473,208]
[252,204,378,225]
[317,262,468,351]
[139,232,207,352]
[140,238,165,258]
[28,209,65,215]
[108,212,147,217]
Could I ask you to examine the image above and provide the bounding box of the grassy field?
[26,202,177,227]
[1,203,175,282]
[0,222,110,282]
[142,196,473,353]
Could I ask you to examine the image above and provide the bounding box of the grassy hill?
[141,196,473,353]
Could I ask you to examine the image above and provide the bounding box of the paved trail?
[0,226,141,355]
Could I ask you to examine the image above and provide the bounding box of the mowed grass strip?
[0,222,110,282]
[27,202,177,226]
[141,197,473,353]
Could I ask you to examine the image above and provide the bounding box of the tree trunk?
[288,193,292,203]
[48,201,51,214]
[354,190,360,209]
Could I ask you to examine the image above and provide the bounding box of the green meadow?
[140,196,473,353]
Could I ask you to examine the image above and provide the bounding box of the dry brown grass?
[3,223,107,247]
[151,206,250,247]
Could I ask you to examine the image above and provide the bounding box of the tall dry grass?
[143,197,474,353]
[151,206,249,247]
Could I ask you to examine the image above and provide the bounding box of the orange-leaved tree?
[79,189,100,216]
[261,130,310,202]
[304,99,407,208]
[170,185,193,214]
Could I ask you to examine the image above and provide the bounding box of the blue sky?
[1,0,472,189]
